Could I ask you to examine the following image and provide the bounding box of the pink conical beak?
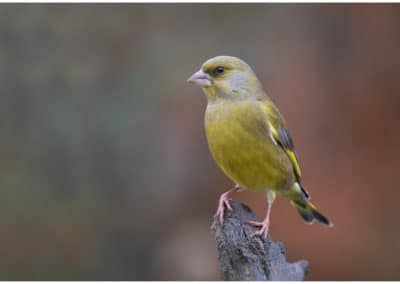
[187,69,211,87]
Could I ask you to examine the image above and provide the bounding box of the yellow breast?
[205,100,294,191]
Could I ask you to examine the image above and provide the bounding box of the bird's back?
[205,100,295,192]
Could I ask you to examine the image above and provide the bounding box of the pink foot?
[245,219,270,238]
[215,186,238,223]
[245,200,273,238]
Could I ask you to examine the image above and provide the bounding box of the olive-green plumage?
[205,100,294,192]
[190,55,332,227]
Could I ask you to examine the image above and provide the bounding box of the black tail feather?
[291,200,333,227]
[310,207,332,227]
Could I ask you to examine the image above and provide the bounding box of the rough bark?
[211,200,308,281]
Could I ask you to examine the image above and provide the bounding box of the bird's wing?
[261,100,302,181]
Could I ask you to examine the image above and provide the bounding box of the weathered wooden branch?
[211,200,308,281]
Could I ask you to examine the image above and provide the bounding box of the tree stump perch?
[211,200,308,281]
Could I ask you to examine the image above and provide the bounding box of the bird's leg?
[246,191,276,238]
[215,185,240,224]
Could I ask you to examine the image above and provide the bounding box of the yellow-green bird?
[188,55,332,237]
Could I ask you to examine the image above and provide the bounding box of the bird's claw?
[215,186,240,224]
[215,194,232,224]
[224,199,233,211]
[245,220,270,238]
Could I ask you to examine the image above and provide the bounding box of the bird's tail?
[288,183,333,227]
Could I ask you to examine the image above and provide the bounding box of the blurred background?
[0,4,399,280]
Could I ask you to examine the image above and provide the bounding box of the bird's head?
[187,56,264,102]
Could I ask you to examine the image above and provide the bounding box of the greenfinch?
[188,56,332,237]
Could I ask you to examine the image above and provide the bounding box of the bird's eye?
[212,66,225,76]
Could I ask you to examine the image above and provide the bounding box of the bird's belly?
[205,102,293,191]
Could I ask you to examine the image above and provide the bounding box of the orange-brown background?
[0,4,399,280]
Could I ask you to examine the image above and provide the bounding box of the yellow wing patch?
[262,100,302,181]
